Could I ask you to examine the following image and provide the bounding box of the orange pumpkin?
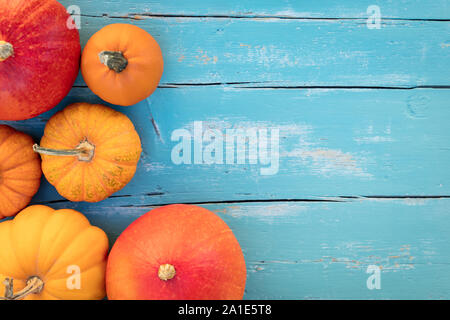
[106,204,247,300]
[0,125,41,219]
[81,23,164,106]
[0,205,108,300]
[33,102,142,202]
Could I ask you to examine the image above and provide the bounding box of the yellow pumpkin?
[33,102,142,202]
[0,125,41,219]
[0,205,108,300]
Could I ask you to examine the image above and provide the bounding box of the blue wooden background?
[2,1,450,299]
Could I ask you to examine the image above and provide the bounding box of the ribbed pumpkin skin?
[39,103,142,202]
[0,205,109,300]
[0,125,41,219]
[0,0,80,120]
[81,23,164,106]
[106,204,247,300]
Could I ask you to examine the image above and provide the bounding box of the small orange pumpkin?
[33,102,142,202]
[81,23,164,106]
[0,125,41,219]
[0,205,108,300]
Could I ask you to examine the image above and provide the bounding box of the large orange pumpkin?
[106,204,247,300]
[0,205,108,300]
[0,0,80,120]
[81,23,164,106]
[0,125,41,219]
[33,102,142,202]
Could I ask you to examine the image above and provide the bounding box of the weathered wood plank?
[64,16,450,87]
[61,0,450,20]
[40,198,450,299]
[2,86,449,203]
[0,0,448,301]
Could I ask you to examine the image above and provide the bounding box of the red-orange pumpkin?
[0,0,80,120]
[106,204,247,300]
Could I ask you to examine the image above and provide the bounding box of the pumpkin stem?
[0,41,14,62]
[33,140,95,162]
[158,264,176,281]
[99,51,128,73]
[0,276,44,300]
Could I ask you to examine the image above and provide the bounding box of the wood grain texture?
[67,16,450,87]
[62,0,449,19]
[5,86,450,203]
[38,197,450,299]
[1,0,449,299]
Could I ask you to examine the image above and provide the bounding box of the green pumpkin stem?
[0,276,44,300]
[33,140,95,162]
[99,50,128,73]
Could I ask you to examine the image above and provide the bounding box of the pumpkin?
[0,125,41,220]
[32,102,142,202]
[0,0,80,121]
[0,205,109,300]
[81,23,164,106]
[106,204,247,300]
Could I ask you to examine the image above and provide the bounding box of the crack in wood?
[72,84,450,90]
[239,85,450,90]
[77,13,450,22]
[33,194,450,207]
[363,195,450,199]
[145,100,164,143]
